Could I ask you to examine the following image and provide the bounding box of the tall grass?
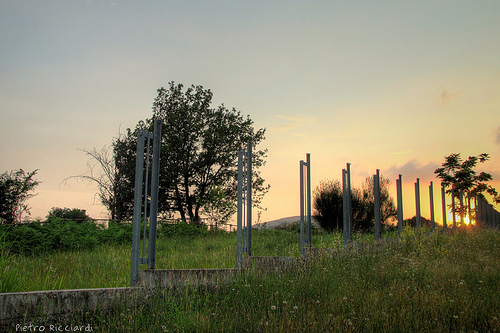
[0,227,451,292]
[14,227,498,332]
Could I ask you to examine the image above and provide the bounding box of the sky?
[1,0,499,224]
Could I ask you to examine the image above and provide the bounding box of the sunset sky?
[1,1,499,224]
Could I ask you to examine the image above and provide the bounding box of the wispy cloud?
[276,122,301,131]
[495,126,500,145]
[384,160,440,183]
[436,89,463,107]
[275,115,316,124]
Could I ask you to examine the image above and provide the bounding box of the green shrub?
[159,221,208,238]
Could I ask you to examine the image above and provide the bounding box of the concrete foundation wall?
[138,268,241,289]
[242,256,302,274]
[0,287,149,329]
[2,249,391,328]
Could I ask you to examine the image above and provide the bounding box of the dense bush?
[0,218,214,256]
[313,175,397,233]
[0,218,103,255]
[158,221,208,238]
[47,207,89,222]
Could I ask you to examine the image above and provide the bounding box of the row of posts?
[236,141,253,268]
[345,167,484,246]
[130,119,162,286]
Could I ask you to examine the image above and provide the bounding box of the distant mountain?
[254,216,319,229]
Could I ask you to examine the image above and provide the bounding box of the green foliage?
[313,180,344,231]
[435,152,500,207]
[313,174,397,233]
[113,82,269,224]
[158,221,208,238]
[47,207,90,222]
[0,169,40,224]
[0,231,22,292]
[2,219,101,254]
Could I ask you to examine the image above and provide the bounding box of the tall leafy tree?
[0,169,40,224]
[434,153,500,220]
[115,82,269,224]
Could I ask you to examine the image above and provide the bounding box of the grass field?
[3,227,500,332]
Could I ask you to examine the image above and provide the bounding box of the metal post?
[415,178,421,234]
[246,140,252,256]
[467,192,472,226]
[142,133,152,258]
[441,184,447,230]
[300,160,305,256]
[306,153,312,246]
[131,131,146,286]
[374,170,381,242]
[451,186,456,229]
[347,163,352,240]
[342,169,348,247]
[474,195,479,227]
[429,181,435,232]
[236,150,244,268]
[397,175,403,238]
[147,119,162,270]
[459,190,464,226]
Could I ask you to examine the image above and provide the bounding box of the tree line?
[313,153,500,231]
[2,81,499,231]
[66,82,269,225]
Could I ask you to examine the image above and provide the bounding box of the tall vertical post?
[441,184,447,230]
[474,195,479,227]
[306,153,312,246]
[130,131,146,286]
[467,192,472,226]
[147,119,162,270]
[342,169,348,247]
[415,178,421,234]
[374,169,381,242]
[451,185,456,229]
[246,140,252,256]
[236,150,244,268]
[300,160,305,256]
[459,189,464,226]
[429,181,435,232]
[397,175,403,238]
[347,163,352,240]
